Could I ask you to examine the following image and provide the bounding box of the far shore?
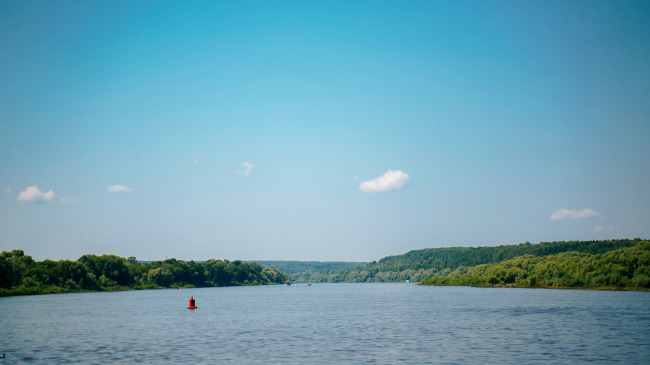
[420,283,650,292]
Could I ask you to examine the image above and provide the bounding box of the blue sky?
[1,1,649,261]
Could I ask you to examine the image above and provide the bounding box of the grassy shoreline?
[0,281,289,297]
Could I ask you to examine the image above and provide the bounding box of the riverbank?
[0,283,186,297]
[420,283,650,292]
[0,281,292,297]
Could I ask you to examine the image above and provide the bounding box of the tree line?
[289,239,646,283]
[420,240,650,289]
[252,260,367,276]
[0,251,289,296]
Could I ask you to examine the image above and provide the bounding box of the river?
[1,283,648,364]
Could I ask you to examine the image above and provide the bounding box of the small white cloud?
[3,187,11,193]
[234,161,254,176]
[192,158,198,165]
[107,185,133,193]
[594,226,615,232]
[550,208,600,220]
[359,169,409,193]
[17,186,56,203]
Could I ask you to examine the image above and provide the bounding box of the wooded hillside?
[420,240,650,289]
[291,239,646,283]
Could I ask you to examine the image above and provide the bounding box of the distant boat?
[285,280,291,286]
[308,283,312,286]
[405,279,410,283]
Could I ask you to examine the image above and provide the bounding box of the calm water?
[1,283,649,364]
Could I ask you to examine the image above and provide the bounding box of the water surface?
[1,283,648,364]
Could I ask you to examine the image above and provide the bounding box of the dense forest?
[291,239,646,283]
[420,240,650,289]
[0,251,288,296]
[368,239,643,272]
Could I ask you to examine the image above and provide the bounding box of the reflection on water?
[1,283,649,364]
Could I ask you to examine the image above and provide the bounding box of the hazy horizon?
[1,1,649,262]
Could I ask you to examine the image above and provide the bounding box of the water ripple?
[0,284,649,364]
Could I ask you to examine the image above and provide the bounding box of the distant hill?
[369,238,644,273]
[251,261,367,276]
[292,238,646,283]
[420,240,650,289]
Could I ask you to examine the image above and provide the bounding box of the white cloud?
[594,226,615,232]
[17,186,55,203]
[107,185,133,193]
[550,208,600,220]
[192,158,198,165]
[359,169,409,193]
[3,187,10,193]
[234,161,254,176]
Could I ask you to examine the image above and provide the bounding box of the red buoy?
[188,296,198,309]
